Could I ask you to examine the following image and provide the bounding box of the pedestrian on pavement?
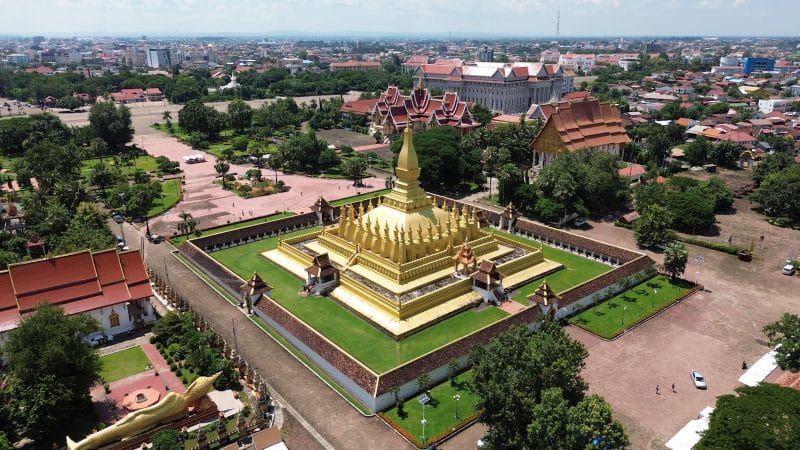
[672,383,676,393]
[656,384,660,395]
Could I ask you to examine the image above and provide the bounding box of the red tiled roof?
[340,98,379,116]
[0,249,152,333]
[618,164,647,178]
[532,99,631,153]
[562,91,592,101]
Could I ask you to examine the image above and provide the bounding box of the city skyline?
[1,0,798,38]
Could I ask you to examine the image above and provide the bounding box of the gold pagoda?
[265,126,561,337]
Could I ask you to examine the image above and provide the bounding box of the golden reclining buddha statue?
[66,372,220,450]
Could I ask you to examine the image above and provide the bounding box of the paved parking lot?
[568,220,800,449]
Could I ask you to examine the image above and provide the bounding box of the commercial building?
[742,57,775,75]
[645,42,664,54]
[758,98,796,114]
[329,60,382,72]
[558,53,595,72]
[414,60,573,114]
[530,98,631,170]
[146,48,172,68]
[0,249,155,345]
[7,54,31,64]
[477,46,494,62]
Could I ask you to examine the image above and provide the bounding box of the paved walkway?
[140,133,380,236]
[120,222,410,450]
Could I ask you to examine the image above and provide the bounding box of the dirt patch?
[316,128,376,149]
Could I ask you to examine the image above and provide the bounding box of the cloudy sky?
[0,0,796,37]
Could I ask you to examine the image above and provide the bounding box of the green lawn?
[569,275,696,338]
[99,346,152,383]
[171,212,295,247]
[148,179,182,217]
[485,229,613,304]
[210,229,508,372]
[329,188,391,206]
[382,370,479,447]
[80,155,159,180]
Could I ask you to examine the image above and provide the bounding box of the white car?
[782,264,796,276]
[85,332,113,347]
[691,370,707,389]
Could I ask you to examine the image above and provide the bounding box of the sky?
[0,0,797,37]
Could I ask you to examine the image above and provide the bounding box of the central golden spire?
[396,125,420,183]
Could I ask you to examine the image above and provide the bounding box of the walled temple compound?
[265,126,561,338]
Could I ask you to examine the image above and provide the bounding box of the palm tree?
[162,110,171,121]
[265,152,283,184]
[214,161,230,189]
[177,211,197,238]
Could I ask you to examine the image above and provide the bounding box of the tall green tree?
[1,304,101,444]
[750,165,800,222]
[663,242,688,279]
[178,100,225,139]
[633,204,675,248]
[763,313,800,371]
[88,102,133,150]
[214,161,230,188]
[227,99,253,134]
[151,430,183,450]
[752,152,794,186]
[177,211,197,238]
[342,154,368,187]
[696,384,800,450]
[470,322,590,449]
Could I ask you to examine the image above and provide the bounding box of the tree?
[470,322,589,449]
[227,99,253,134]
[53,202,115,254]
[763,313,800,371]
[177,211,197,238]
[265,151,283,184]
[1,304,101,444]
[279,131,327,173]
[565,394,629,450]
[0,432,12,450]
[56,95,82,111]
[496,163,524,205]
[162,110,172,122]
[88,102,133,150]
[471,103,494,126]
[178,100,225,139]
[342,154,368,187]
[214,161,230,188]
[750,165,800,222]
[696,384,800,450]
[701,177,733,212]
[684,138,711,167]
[633,204,675,248]
[709,141,743,168]
[665,188,715,232]
[752,152,794,186]
[90,162,117,192]
[151,430,183,450]
[663,242,688,279]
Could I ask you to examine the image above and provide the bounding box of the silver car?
[691,370,707,389]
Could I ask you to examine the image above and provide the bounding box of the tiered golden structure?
[266,126,561,336]
[317,128,496,283]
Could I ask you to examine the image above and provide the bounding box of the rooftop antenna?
[556,10,560,41]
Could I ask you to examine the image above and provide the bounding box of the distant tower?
[556,10,560,40]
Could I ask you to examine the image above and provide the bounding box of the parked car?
[111,214,124,224]
[782,263,796,276]
[691,370,707,389]
[85,332,113,347]
[148,234,163,244]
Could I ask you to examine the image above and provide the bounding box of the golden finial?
[395,126,420,183]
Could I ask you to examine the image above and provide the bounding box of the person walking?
[656,384,661,395]
[672,383,676,393]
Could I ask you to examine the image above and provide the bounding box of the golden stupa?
[265,126,561,336]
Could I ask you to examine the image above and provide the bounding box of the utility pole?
[556,9,560,40]
[231,317,239,354]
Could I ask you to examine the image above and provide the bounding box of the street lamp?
[652,288,657,309]
[417,394,430,445]
[421,418,427,445]
[621,306,627,327]
[453,394,461,419]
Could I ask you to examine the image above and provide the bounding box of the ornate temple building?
[370,82,481,136]
[530,98,631,171]
[266,126,561,337]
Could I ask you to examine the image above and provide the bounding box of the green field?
[569,275,696,338]
[329,188,391,206]
[148,178,182,217]
[382,370,479,447]
[80,155,159,180]
[171,212,295,247]
[99,346,152,383]
[209,229,508,373]
[485,230,613,303]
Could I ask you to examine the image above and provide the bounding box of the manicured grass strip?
[486,229,613,304]
[171,212,295,247]
[148,178,182,217]
[251,316,373,416]
[329,188,390,206]
[381,370,479,448]
[569,275,696,339]
[209,230,508,372]
[80,155,159,180]
[99,346,152,383]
